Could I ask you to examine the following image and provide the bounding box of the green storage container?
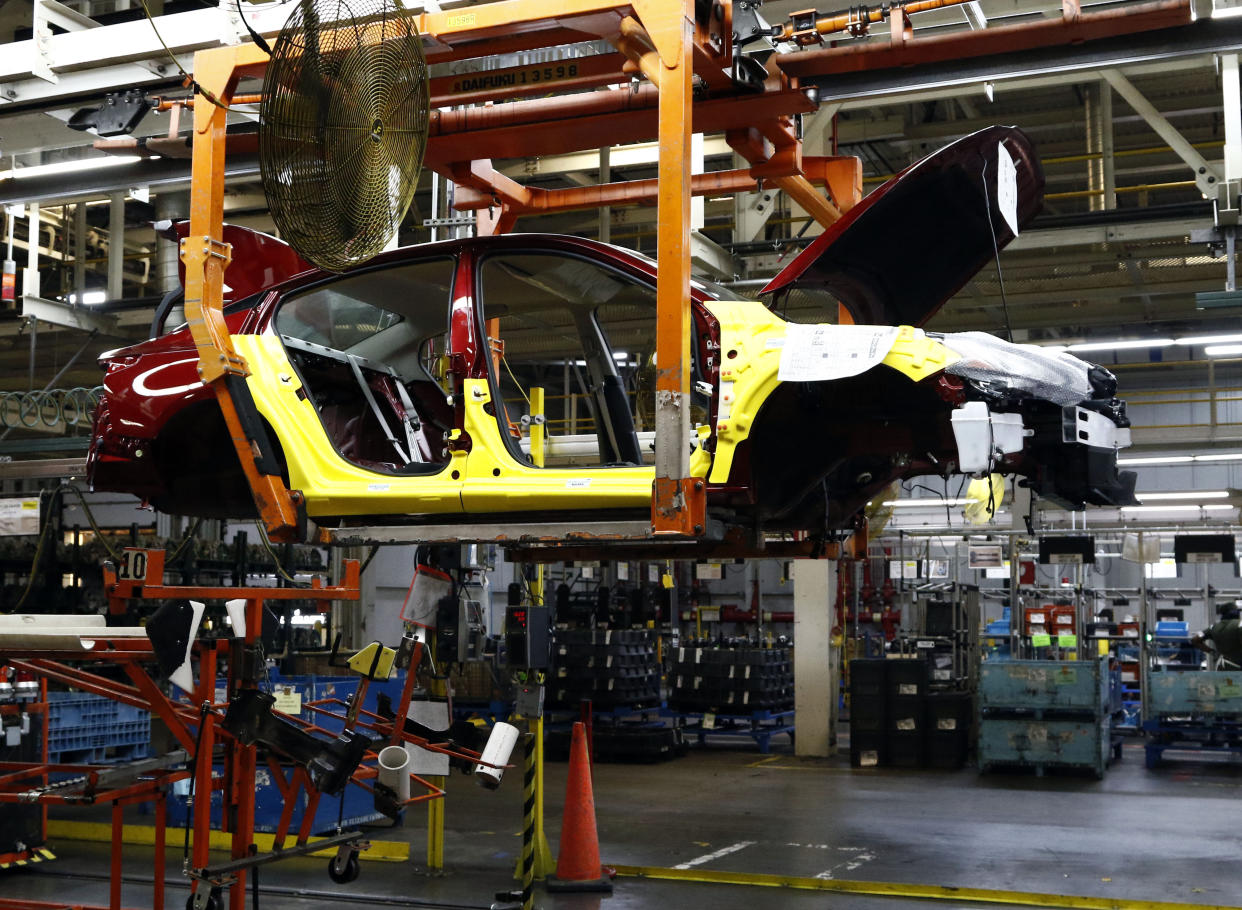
[1148,671,1242,716]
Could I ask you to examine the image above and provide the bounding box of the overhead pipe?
[777,0,1191,76]
[777,0,976,43]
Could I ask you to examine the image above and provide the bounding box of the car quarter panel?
[703,301,954,485]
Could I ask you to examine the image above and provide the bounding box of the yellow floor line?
[743,757,851,772]
[46,820,409,863]
[610,864,1240,910]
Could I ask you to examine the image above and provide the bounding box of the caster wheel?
[328,852,360,884]
[187,888,222,910]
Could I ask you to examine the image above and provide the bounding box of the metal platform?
[328,518,664,547]
[326,518,839,562]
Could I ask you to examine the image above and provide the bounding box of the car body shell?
[87,127,1136,531]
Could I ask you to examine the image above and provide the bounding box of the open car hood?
[760,125,1044,326]
[158,220,312,302]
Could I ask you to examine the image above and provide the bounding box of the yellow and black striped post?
[520,731,537,910]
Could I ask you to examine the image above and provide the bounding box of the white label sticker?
[897,718,916,731]
[367,483,390,492]
[898,683,918,696]
[0,498,39,536]
[937,718,957,731]
[565,477,591,489]
[273,687,302,715]
[997,142,1020,236]
[777,324,900,382]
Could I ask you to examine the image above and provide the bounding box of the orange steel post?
[630,0,703,537]
[227,598,263,909]
[154,788,166,910]
[190,646,216,909]
[183,44,302,542]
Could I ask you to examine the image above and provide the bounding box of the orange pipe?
[779,0,1190,76]
[779,0,974,42]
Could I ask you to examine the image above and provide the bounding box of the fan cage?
[260,0,430,273]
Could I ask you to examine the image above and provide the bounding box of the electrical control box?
[505,605,550,669]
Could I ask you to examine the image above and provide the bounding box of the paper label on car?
[777,324,900,382]
[997,142,1020,236]
[565,478,591,488]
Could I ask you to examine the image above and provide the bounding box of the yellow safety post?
[531,710,555,878]
[426,774,445,871]
[425,638,446,872]
[527,385,555,878]
[519,733,536,909]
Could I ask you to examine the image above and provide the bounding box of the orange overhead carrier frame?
[180,0,863,545]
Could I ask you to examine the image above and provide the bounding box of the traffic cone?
[546,722,613,893]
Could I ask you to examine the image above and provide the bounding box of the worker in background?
[1191,607,1242,669]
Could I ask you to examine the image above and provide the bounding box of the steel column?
[106,192,123,300]
[642,0,700,536]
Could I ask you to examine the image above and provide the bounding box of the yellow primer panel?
[234,333,466,519]
[458,378,660,513]
[702,306,956,484]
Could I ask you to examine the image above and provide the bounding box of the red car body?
[88,127,1136,531]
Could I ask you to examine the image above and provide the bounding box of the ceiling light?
[0,155,143,181]
[1118,452,1242,465]
[1205,344,1242,356]
[1193,452,1242,462]
[1066,338,1175,353]
[1175,332,1242,345]
[1138,490,1230,501]
[1119,504,1234,513]
[68,290,106,305]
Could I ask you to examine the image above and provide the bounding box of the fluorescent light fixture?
[1120,504,1234,513]
[68,291,106,305]
[1138,490,1230,500]
[612,351,629,361]
[1066,338,1174,352]
[0,155,142,181]
[1205,344,1242,356]
[1119,452,1242,465]
[1175,332,1242,345]
[884,498,978,508]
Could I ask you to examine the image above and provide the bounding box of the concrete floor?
[4,735,1241,909]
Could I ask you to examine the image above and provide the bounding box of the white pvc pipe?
[377,744,412,803]
[473,722,519,790]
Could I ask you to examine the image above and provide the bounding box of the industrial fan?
[259,0,430,272]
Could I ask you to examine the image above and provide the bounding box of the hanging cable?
[61,484,122,562]
[167,517,204,563]
[980,153,1014,343]
[6,488,58,613]
[254,523,309,587]
[134,0,234,113]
